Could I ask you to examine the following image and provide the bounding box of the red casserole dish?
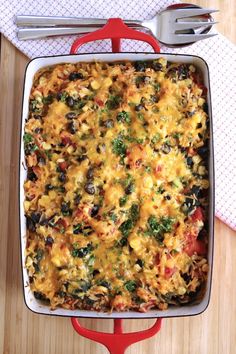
[19,19,214,353]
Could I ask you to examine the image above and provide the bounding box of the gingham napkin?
[1,0,235,230]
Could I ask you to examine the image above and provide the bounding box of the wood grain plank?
[0,35,17,354]
[0,1,235,353]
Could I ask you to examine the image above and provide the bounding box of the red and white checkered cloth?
[1,0,235,230]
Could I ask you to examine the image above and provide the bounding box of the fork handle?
[15,15,142,27]
[17,26,147,40]
[17,27,103,40]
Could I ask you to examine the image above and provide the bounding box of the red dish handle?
[70,18,160,54]
[71,318,162,354]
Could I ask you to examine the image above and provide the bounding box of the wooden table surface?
[0,1,235,353]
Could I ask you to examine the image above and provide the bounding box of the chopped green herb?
[117,111,131,124]
[24,133,38,155]
[73,223,83,234]
[45,150,52,159]
[117,237,128,247]
[124,280,137,292]
[156,185,165,194]
[87,254,95,266]
[100,107,109,114]
[112,136,127,160]
[73,99,86,110]
[59,92,69,103]
[125,183,135,196]
[110,213,118,223]
[123,174,133,188]
[125,135,144,144]
[36,249,44,262]
[151,133,161,144]
[29,99,41,112]
[135,76,146,86]
[172,178,181,188]
[172,132,182,139]
[145,166,152,173]
[130,204,139,222]
[119,219,133,238]
[137,112,144,121]
[164,139,171,146]
[75,281,91,293]
[119,196,128,207]
[42,94,54,105]
[119,174,135,195]
[71,244,93,258]
[106,95,122,110]
[147,216,174,243]
[23,133,33,144]
[118,203,139,241]
[153,83,161,91]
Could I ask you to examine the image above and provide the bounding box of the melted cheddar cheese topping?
[24,59,209,312]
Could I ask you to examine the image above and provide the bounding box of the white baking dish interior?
[20,53,214,318]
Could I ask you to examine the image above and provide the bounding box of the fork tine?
[173,33,217,44]
[171,8,219,20]
[174,21,218,31]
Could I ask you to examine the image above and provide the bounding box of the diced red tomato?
[184,239,206,257]
[188,147,196,156]
[155,253,160,265]
[54,218,68,233]
[185,231,198,244]
[58,161,68,171]
[60,243,67,250]
[61,136,72,146]
[191,207,204,222]
[184,230,206,256]
[32,166,41,177]
[95,98,104,107]
[164,266,177,279]
[155,165,162,174]
[75,208,83,218]
[74,207,89,222]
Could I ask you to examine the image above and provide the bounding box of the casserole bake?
[20,52,214,319]
[23,57,209,313]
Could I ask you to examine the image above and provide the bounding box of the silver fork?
[16,7,218,45]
